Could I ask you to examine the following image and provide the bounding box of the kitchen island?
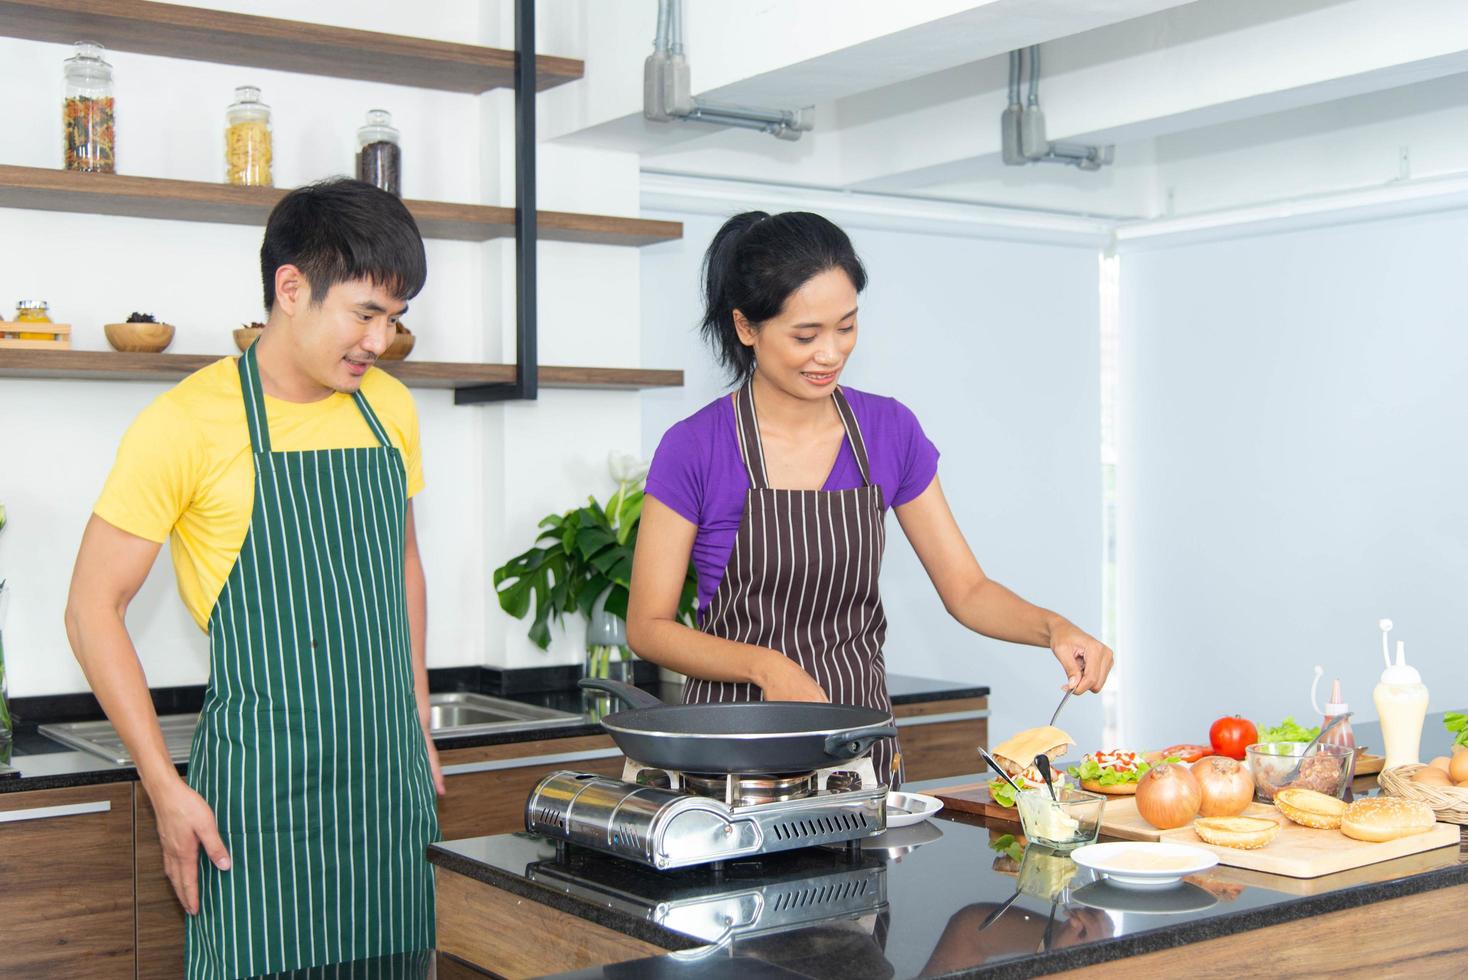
[427,714,1468,979]
[428,793,1468,979]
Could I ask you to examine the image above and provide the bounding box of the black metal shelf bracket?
[455,0,539,404]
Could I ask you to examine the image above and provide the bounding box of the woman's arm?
[894,476,1114,694]
[626,496,829,702]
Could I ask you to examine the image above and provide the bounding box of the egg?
[1429,756,1452,773]
[1450,749,1468,784]
[1411,766,1451,786]
[1458,779,1468,789]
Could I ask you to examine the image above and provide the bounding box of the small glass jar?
[13,300,55,340]
[356,109,402,196]
[62,41,115,173]
[14,300,51,323]
[225,86,272,187]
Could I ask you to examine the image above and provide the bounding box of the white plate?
[1071,879,1219,915]
[1069,841,1218,889]
[885,791,944,827]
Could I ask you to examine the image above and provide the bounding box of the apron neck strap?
[734,378,873,489]
[832,386,873,486]
[238,342,272,454]
[237,340,394,454]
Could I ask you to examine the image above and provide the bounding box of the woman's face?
[736,267,859,401]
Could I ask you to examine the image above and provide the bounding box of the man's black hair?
[260,178,427,311]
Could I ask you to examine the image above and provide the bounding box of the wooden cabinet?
[0,782,135,979]
[134,788,186,980]
[437,733,625,840]
[893,696,989,783]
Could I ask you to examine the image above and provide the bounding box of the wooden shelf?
[0,349,684,392]
[0,166,683,246]
[0,0,583,93]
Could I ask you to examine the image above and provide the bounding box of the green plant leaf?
[602,585,630,620]
[608,555,634,586]
[496,579,531,618]
[575,526,618,560]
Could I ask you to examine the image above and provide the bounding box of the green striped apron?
[184,344,439,979]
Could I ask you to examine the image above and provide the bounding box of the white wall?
[640,197,1104,746]
[1118,209,1468,750]
[0,5,646,693]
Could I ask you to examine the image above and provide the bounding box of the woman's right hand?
[149,776,231,915]
[755,651,829,702]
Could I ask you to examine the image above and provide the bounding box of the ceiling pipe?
[644,0,814,141]
[1000,43,1113,172]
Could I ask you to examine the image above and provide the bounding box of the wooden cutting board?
[928,782,1020,824]
[1098,795,1461,877]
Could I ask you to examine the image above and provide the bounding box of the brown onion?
[1136,762,1203,829]
[1190,755,1255,817]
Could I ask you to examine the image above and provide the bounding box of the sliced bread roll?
[1340,797,1436,842]
[1275,788,1348,830]
[1192,816,1280,850]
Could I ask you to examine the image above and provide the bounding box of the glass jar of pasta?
[225,85,272,187]
[62,41,115,173]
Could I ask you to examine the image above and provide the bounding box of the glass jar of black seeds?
[356,109,401,197]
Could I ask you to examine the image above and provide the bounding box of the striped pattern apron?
[184,345,439,979]
[686,380,902,787]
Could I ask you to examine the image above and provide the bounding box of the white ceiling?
[547,0,1468,220]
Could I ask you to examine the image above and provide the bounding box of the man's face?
[288,277,407,394]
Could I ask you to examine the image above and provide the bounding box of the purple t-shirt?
[645,387,940,619]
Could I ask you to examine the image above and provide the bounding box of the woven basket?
[1379,764,1468,825]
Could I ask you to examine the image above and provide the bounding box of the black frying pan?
[579,679,898,775]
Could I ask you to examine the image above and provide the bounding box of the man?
[64,179,443,979]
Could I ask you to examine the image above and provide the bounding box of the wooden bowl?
[380,330,414,361]
[234,327,263,352]
[104,321,175,353]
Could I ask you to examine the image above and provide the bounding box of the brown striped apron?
[685,380,902,787]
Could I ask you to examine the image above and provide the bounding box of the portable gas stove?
[524,756,887,870]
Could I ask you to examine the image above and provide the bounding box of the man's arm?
[64,515,231,914]
[404,503,443,795]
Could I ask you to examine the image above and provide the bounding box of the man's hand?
[151,777,230,915]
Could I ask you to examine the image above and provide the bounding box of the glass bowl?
[1015,786,1105,851]
[1245,742,1354,802]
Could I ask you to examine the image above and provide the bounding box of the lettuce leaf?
[989,777,1028,808]
[1446,712,1468,750]
[989,833,1025,863]
[1258,716,1320,744]
[1071,755,1154,785]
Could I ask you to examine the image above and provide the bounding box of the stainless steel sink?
[425,692,584,736]
[39,692,584,765]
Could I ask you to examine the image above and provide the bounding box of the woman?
[626,211,1112,787]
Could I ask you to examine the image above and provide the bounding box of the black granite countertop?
[429,767,1468,979]
[0,672,989,794]
[425,715,1468,979]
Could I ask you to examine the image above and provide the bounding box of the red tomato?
[1209,716,1259,760]
[1152,743,1211,764]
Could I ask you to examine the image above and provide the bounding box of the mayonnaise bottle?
[1373,621,1429,770]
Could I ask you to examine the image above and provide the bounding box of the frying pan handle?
[577,678,665,709]
[823,726,899,761]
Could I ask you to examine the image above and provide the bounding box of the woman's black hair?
[700,211,867,385]
[260,177,427,311]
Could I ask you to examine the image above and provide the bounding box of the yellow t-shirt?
[94,356,424,631]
